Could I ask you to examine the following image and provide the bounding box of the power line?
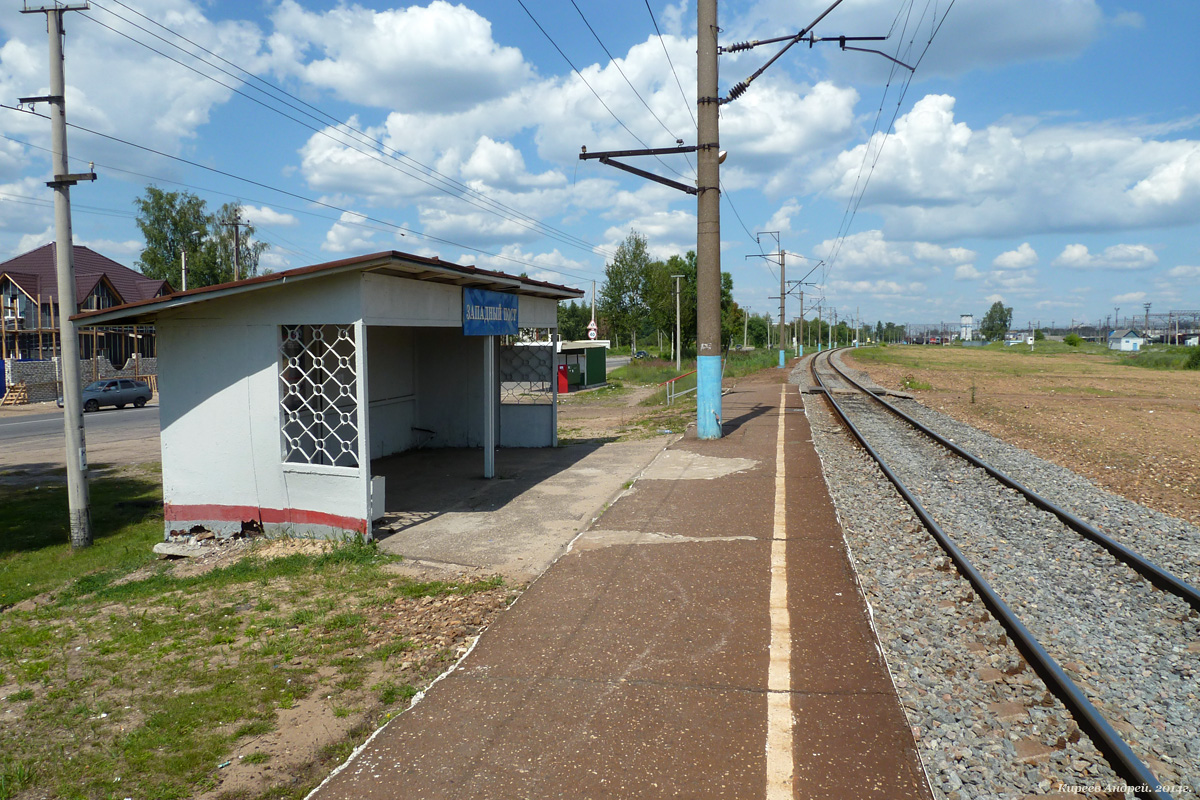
[82,0,612,260]
[570,0,680,144]
[0,106,603,285]
[644,0,697,130]
[515,0,688,181]
[822,0,957,281]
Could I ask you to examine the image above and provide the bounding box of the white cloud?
[322,211,378,253]
[765,199,802,236]
[17,225,54,254]
[78,239,142,261]
[1052,243,1158,270]
[813,94,1200,239]
[913,242,977,266]
[994,243,1038,269]
[661,1,689,36]
[829,278,926,299]
[242,206,299,227]
[1,2,270,160]
[735,0,1105,80]
[268,0,531,112]
[1111,291,1147,304]
[955,265,982,280]
[1167,265,1200,279]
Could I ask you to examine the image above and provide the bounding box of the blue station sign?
[463,287,519,336]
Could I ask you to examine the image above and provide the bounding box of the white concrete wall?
[362,272,461,326]
[518,295,558,329]
[413,328,485,448]
[500,405,554,447]
[157,272,369,538]
[366,325,416,459]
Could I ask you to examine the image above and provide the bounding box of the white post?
[483,335,496,478]
[550,332,559,448]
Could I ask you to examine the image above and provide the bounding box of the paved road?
[605,355,630,372]
[0,404,161,473]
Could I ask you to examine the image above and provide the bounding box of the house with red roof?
[0,243,170,363]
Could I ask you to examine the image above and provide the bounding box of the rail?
[810,348,1176,800]
[659,369,697,406]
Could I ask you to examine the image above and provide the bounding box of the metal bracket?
[47,171,97,188]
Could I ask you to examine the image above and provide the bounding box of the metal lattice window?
[279,324,359,468]
[499,344,553,404]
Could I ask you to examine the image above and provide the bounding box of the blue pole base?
[696,355,722,439]
[778,349,785,368]
[798,345,804,357]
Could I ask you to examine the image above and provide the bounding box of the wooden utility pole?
[20,1,96,549]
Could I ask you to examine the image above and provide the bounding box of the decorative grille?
[499,343,553,404]
[279,324,359,467]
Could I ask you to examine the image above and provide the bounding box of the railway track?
[808,347,1199,800]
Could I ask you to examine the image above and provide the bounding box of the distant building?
[959,314,974,342]
[1107,328,1145,352]
[0,243,169,362]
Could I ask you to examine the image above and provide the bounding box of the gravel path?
[796,352,1200,800]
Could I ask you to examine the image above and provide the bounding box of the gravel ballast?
[796,353,1200,800]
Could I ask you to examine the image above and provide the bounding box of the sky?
[1,0,1198,334]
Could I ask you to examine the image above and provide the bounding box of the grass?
[0,469,513,800]
[0,467,165,607]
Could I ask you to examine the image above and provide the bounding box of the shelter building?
[76,250,583,539]
[1108,329,1145,352]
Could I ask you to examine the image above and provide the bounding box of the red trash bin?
[557,364,569,394]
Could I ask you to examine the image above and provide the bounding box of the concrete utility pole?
[1144,303,1151,338]
[225,210,243,281]
[21,2,96,549]
[778,250,786,367]
[671,274,683,371]
[695,0,722,438]
[798,291,804,356]
[743,306,750,349]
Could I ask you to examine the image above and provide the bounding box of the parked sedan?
[58,378,152,412]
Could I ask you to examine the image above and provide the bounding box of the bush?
[1064,333,1083,347]
[1187,347,1200,370]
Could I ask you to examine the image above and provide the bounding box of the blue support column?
[778,348,785,368]
[696,355,723,439]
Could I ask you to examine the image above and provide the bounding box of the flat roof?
[73,250,583,326]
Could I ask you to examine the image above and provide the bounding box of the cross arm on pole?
[579,145,700,195]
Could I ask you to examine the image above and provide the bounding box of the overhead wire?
[82,0,612,260]
[0,108,604,285]
[821,0,956,283]
[569,0,681,146]
[514,0,689,182]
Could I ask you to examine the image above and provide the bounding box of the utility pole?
[778,250,786,367]
[695,0,722,438]
[225,209,243,281]
[1143,303,1151,338]
[798,291,804,356]
[743,306,749,349]
[21,2,96,549]
[671,274,683,371]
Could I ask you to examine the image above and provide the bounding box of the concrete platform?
[313,368,931,799]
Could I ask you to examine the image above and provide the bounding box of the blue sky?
[2,0,1198,333]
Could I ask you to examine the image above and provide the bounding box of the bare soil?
[844,348,1200,526]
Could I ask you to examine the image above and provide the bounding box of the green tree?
[666,251,697,352]
[557,300,590,341]
[134,188,269,289]
[134,187,211,289]
[979,301,1013,341]
[599,232,651,350]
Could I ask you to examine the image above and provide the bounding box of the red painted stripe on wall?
[164,503,367,534]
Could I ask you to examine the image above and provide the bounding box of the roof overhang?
[72,250,584,326]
